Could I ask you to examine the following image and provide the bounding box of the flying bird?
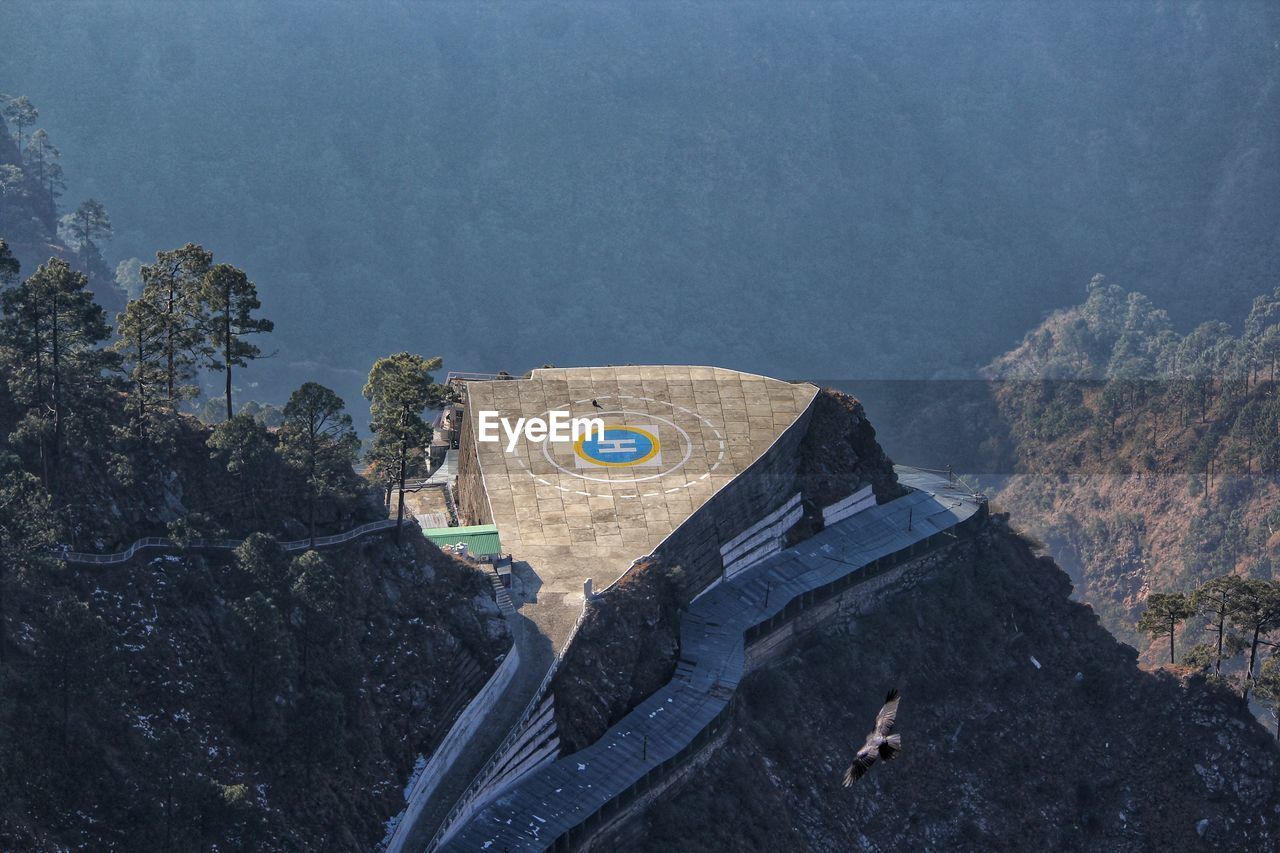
[842,689,902,786]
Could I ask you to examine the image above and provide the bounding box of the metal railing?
[445,371,514,383]
[60,518,412,566]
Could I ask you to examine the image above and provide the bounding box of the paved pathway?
[439,468,985,851]
[389,613,555,852]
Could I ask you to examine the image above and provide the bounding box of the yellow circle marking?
[573,425,661,468]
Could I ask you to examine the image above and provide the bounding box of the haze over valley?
[3,1,1278,410]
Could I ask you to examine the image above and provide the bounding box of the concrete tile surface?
[462,365,818,651]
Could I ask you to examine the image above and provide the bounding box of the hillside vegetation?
[0,216,505,847]
[984,280,1280,651]
[858,280,1280,657]
[1,535,508,850]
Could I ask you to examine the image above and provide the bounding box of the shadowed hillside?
[635,521,1280,851]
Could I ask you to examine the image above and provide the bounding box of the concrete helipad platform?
[393,366,820,851]
[458,365,819,648]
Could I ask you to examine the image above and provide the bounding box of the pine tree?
[1243,289,1280,384]
[1228,579,1280,704]
[0,165,26,228]
[2,95,38,156]
[24,129,64,209]
[208,415,278,525]
[229,592,292,725]
[280,383,359,546]
[201,263,273,421]
[363,353,444,542]
[1137,591,1195,664]
[112,297,168,439]
[1192,575,1248,672]
[1254,657,1280,743]
[59,199,113,287]
[232,532,291,605]
[139,244,212,404]
[0,257,112,491]
[0,452,58,664]
[0,239,18,287]
[232,527,290,601]
[288,550,339,680]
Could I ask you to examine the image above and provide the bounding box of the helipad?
[392,366,820,851]
[458,365,819,647]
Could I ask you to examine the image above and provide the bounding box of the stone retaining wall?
[545,500,987,852]
[650,400,815,597]
[455,402,492,526]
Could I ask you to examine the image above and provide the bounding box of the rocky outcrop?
[551,557,686,755]
[797,389,906,508]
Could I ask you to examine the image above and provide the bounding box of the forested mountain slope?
[983,281,1280,650]
[857,281,1280,657]
[0,535,508,850]
[0,235,507,849]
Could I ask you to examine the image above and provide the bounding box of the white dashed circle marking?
[510,395,726,499]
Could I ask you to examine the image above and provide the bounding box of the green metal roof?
[422,524,502,557]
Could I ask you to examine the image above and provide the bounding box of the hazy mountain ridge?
[980,281,1280,651]
[2,2,1277,411]
[845,280,1280,653]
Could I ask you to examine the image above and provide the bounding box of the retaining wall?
[383,644,521,852]
[650,400,815,596]
[455,401,492,526]
[562,544,966,853]
[822,483,876,526]
[744,539,972,671]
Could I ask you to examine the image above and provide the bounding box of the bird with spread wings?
[842,689,902,786]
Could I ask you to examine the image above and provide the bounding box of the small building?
[423,524,502,559]
[422,524,511,585]
[430,402,466,466]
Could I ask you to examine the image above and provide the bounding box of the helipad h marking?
[574,425,661,468]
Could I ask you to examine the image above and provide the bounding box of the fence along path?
[60,518,410,566]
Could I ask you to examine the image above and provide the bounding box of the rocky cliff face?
[551,557,686,756]
[796,389,907,508]
[633,521,1280,851]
